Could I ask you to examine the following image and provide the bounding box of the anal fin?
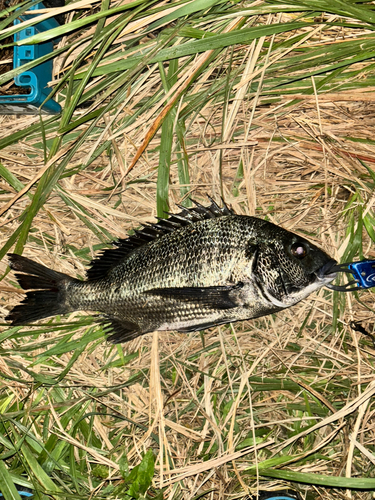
[103,317,142,344]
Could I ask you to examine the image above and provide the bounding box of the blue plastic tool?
[327,260,375,291]
[0,490,33,498]
[0,2,61,115]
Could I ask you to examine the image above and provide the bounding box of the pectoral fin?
[144,283,244,310]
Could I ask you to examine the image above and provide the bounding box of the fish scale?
[6,199,337,343]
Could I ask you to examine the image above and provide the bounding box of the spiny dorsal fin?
[86,197,234,280]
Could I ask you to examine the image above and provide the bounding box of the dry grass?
[1,2,375,499]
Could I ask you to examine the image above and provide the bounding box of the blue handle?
[327,259,375,291]
[346,260,375,289]
[0,492,33,498]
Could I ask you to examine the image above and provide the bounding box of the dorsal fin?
[86,197,234,280]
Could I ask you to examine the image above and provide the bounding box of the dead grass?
[2,96,375,499]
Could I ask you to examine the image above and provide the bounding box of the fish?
[5,198,337,343]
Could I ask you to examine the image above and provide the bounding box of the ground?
[1,2,375,499]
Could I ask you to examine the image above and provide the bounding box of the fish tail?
[6,253,75,325]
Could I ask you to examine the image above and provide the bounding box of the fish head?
[253,227,337,308]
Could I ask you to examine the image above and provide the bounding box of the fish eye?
[290,242,308,259]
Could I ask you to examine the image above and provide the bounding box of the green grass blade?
[0,117,58,150]
[1,0,146,44]
[0,163,25,193]
[0,0,37,31]
[260,468,375,489]
[297,0,375,24]
[0,461,22,500]
[148,0,227,30]
[156,59,178,217]
[20,443,63,497]
[76,21,312,78]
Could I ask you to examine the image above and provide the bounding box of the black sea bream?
[6,199,337,343]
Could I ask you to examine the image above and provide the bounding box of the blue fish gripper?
[327,260,375,291]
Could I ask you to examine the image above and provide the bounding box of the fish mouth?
[315,258,338,283]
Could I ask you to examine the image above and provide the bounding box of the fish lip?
[316,258,338,282]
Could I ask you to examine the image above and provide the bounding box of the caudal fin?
[6,254,74,325]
